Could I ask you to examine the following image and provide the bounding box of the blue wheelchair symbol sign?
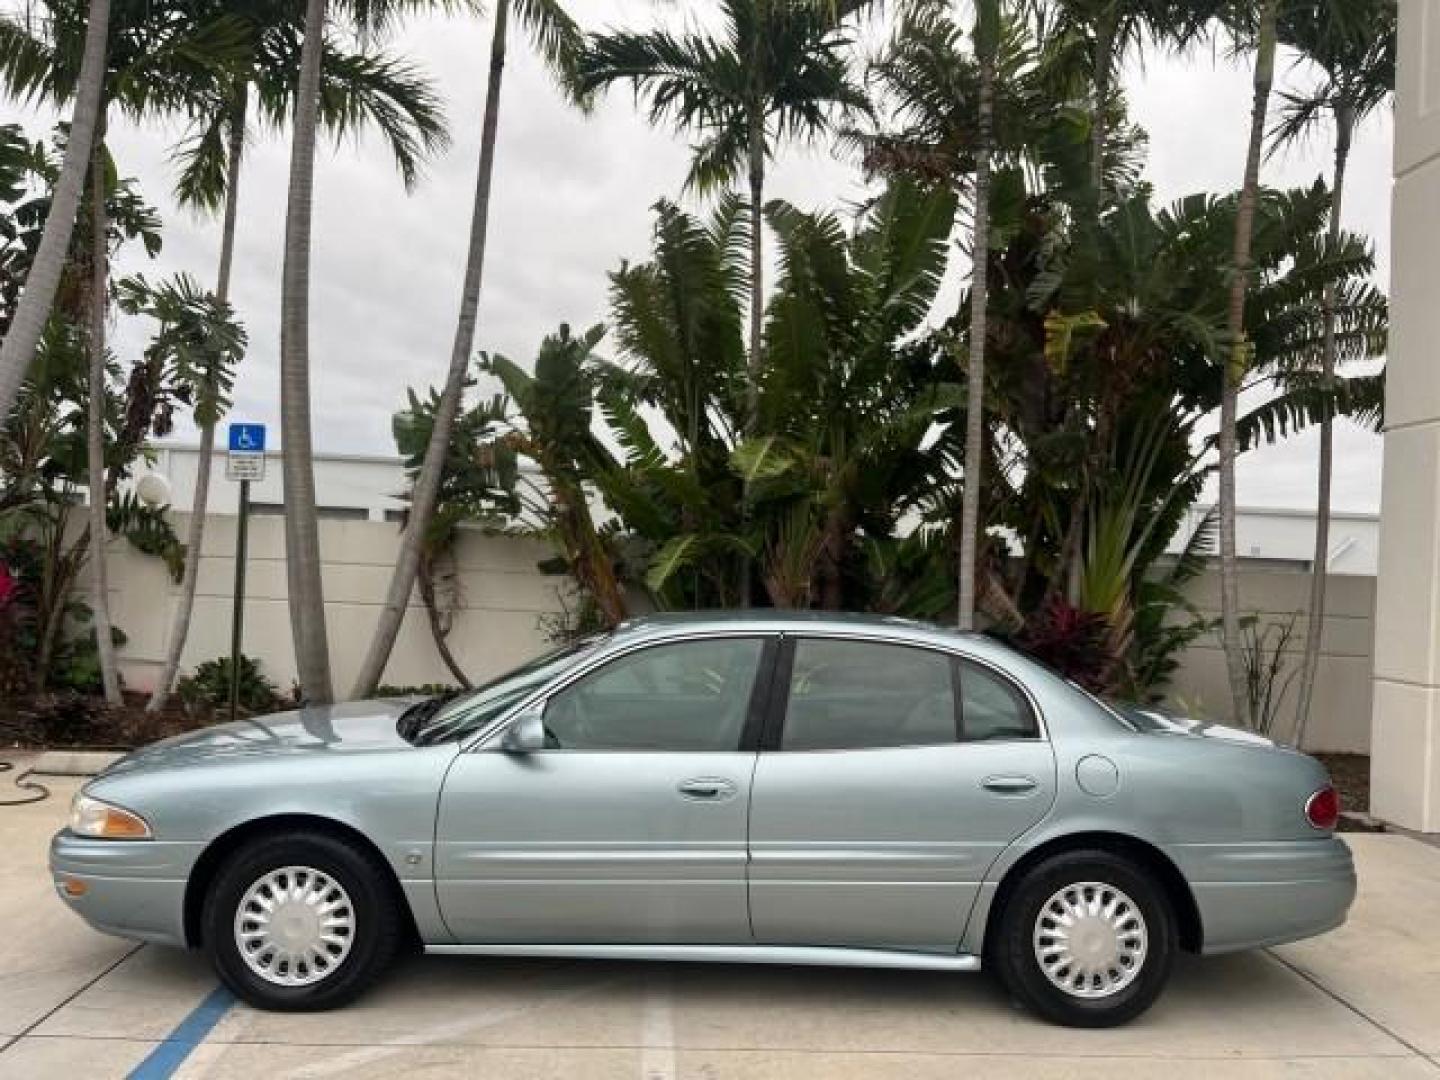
[228,424,266,454]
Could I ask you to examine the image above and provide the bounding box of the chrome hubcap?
[1033,881,1148,999]
[234,866,355,987]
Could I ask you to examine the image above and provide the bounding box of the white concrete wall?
[1369,0,1440,831]
[102,514,569,696]
[1165,569,1376,754]
[96,517,1373,751]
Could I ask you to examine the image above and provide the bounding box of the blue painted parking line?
[127,985,236,1080]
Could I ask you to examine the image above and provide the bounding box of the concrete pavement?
[3,772,1439,1079]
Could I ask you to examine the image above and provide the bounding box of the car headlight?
[69,793,152,839]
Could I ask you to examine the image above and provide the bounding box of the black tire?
[202,831,401,1011]
[991,849,1176,1028]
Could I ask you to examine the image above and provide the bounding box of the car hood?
[1115,703,1281,749]
[99,699,418,778]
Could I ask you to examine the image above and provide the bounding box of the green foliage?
[116,273,246,429]
[107,491,185,582]
[573,0,872,194]
[1238,613,1302,735]
[177,655,280,714]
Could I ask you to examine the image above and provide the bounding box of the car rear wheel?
[202,832,401,1011]
[991,849,1176,1027]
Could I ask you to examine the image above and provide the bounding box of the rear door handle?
[678,778,736,801]
[982,775,1039,795]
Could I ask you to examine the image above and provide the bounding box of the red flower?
[0,562,16,608]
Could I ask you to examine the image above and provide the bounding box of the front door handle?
[982,775,1039,795]
[678,778,736,801]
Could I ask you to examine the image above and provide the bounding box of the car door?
[748,635,1056,953]
[435,634,775,944]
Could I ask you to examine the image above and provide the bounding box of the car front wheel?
[991,849,1176,1027]
[202,831,401,1011]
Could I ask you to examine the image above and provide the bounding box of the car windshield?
[401,634,608,746]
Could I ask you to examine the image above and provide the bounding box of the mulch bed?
[0,691,219,751]
[1313,752,1383,832]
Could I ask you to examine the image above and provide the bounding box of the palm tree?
[351,0,581,699]
[1271,0,1394,746]
[0,0,109,428]
[1217,0,1279,726]
[1029,0,1215,608]
[112,274,247,713]
[147,3,447,711]
[279,0,456,704]
[574,1,871,438]
[3,0,247,701]
[279,0,333,703]
[84,120,120,703]
[1043,1,1212,201]
[957,0,998,631]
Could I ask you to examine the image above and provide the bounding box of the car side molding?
[425,942,983,972]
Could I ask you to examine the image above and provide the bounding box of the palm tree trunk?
[0,0,110,425]
[148,92,248,713]
[1218,0,1278,726]
[737,111,766,609]
[958,7,995,631]
[351,0,510,698]
[417,548,472,689]
[85,118,121,706]
[747,119,765,434]
[1089,13,1114,200]
[1292,102,1353,747]
[280,0,334,704]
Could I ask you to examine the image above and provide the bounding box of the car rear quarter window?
[958,659,1039,741]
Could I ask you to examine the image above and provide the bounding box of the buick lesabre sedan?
[51,613,1355,1027]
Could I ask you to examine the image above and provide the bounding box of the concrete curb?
[28,751,123,777]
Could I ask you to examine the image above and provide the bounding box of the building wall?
[98,516,1374,753]
[103,514,570,697]
[1163,569,1376,754]
[1367,0,1440,830]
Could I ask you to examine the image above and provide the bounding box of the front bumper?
[49,830,202,947]
[1167,837,1357,954]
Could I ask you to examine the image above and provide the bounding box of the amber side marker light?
[60,878,88,898]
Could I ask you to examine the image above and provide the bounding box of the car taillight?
[1305,785,1340,831]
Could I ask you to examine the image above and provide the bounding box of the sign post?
[226,424,266,723]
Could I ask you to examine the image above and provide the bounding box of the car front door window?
[543,638,765,752]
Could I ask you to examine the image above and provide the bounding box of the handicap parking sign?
[228,423,266,453]
[226,423,267,481]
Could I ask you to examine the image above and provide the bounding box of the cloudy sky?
[7,1,1394,512]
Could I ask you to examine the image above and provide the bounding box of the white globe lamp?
[135,471,172,509]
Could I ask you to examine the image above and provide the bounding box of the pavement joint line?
[2,1033,1423,1060]
[640,968,676,1080]
[0,943,144,1056]
[1265,949,1440,1072]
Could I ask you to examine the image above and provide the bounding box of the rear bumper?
[49,831,200,947]
[1165,837,1357,954]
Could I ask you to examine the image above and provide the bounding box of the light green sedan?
[51,612,1354,1027]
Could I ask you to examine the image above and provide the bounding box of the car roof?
[604,610,1037,679]
[611,610,979,646]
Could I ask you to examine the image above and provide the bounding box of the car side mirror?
[500,705,547,753]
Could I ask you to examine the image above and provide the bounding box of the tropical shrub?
[177,655,280,714]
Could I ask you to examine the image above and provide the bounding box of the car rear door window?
[543,638,765,751]
[781,639,958,750]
